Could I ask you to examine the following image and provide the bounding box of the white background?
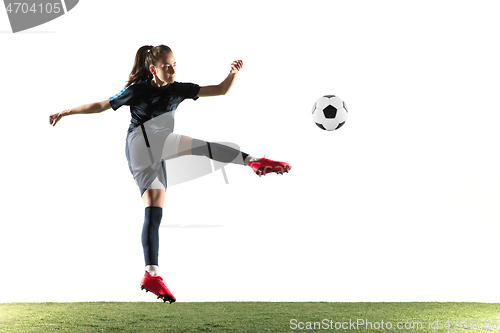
[1,0,499,303]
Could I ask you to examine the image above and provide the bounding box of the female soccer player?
[49,45,291,303]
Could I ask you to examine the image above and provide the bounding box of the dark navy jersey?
[109,80,201,133]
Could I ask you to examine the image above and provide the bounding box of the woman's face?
[151,52,176,84]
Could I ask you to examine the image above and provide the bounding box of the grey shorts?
[125,130,183,197]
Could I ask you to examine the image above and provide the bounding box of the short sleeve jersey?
[109,80,200,134]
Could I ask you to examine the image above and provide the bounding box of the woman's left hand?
[230,60,243,73]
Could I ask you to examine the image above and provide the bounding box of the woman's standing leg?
[139,188,176,303]
[141,189,165,277]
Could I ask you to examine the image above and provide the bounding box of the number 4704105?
[444,319,499,330]
[5,2,62,14]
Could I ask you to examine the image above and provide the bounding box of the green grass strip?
[1,302,499,332]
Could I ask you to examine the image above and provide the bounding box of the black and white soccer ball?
[311,95,348,131]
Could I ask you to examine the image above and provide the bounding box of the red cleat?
[248,157,291,177]
[140,271,176,303]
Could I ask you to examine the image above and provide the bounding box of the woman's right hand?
[49,110,67,127]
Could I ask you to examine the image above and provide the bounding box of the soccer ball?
[311,95,348,131]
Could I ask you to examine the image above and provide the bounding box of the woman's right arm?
[49,100,111,126]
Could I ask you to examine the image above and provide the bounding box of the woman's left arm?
[197,60,243,97]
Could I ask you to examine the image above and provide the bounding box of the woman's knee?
[178,135,194,157]
[142,189,166,208]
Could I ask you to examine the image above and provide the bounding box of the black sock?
[142,206,162,266]
[191,139,248,165]
[242,151,249,161]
